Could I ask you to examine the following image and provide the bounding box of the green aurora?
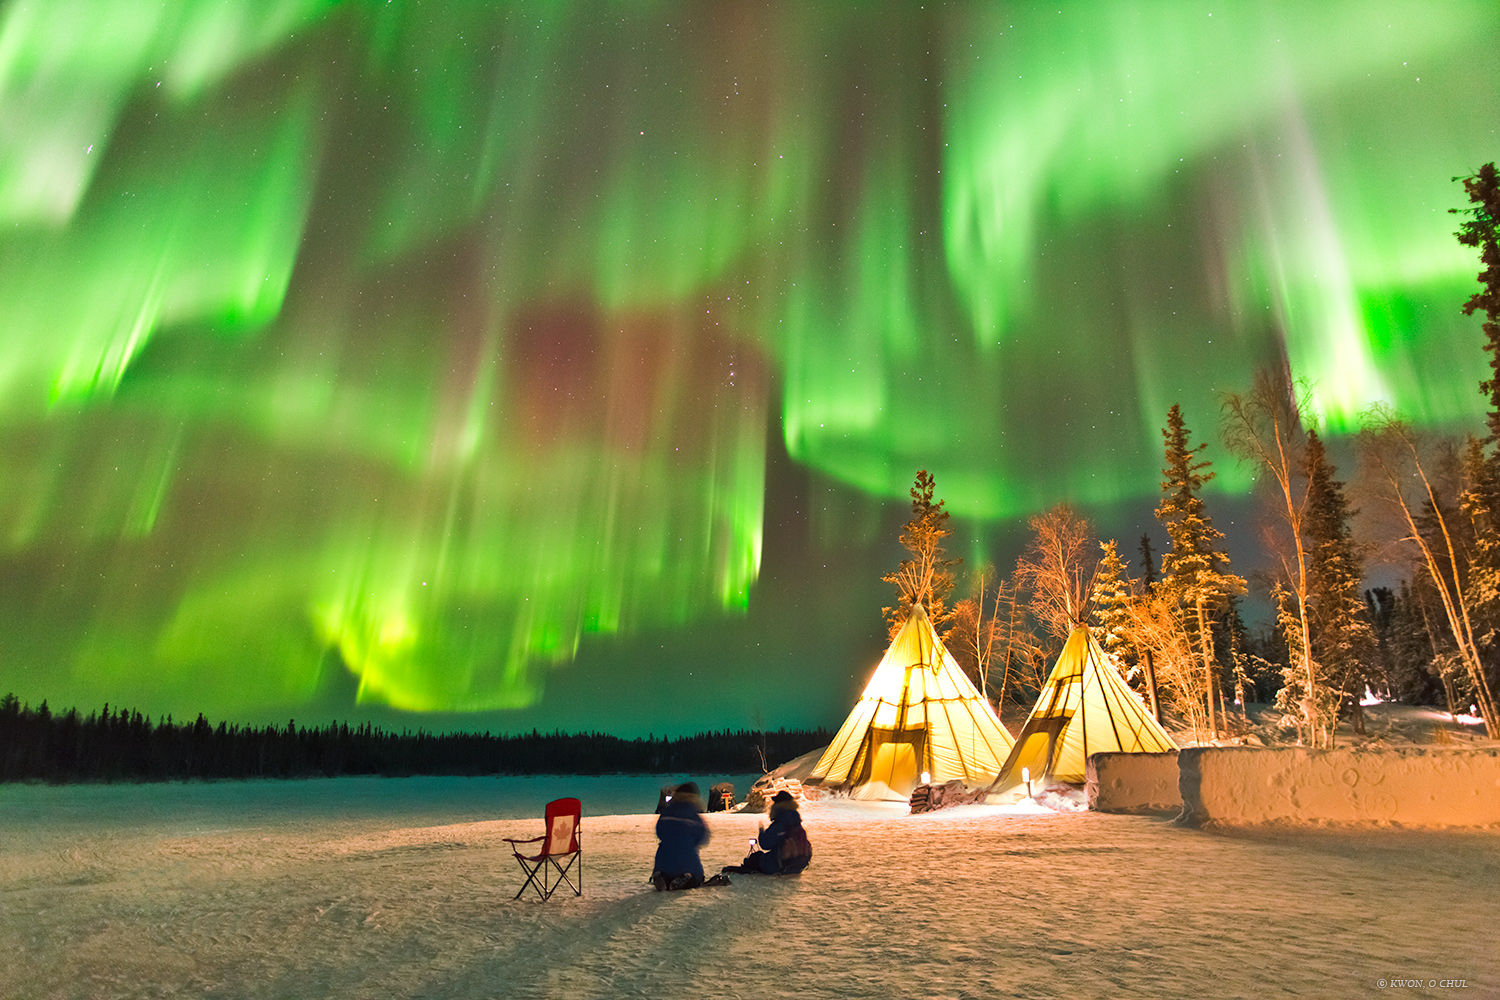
[0,1,1495,733]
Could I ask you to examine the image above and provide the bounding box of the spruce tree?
[1219,596,1252,710]
[1453,163,1500,444]
[1091,539,1134,657]
[1387,580,1441,704]
[882,469,959,634]
[1451,163,1500,730]
[1269,580,1313,730]
[1458,436,1500,724]
[1459,435,1500,626]
[1156,404,1244,734]
[1302,428,1373,738]
[1363,586,1397,699]
[1138,533,1158,591]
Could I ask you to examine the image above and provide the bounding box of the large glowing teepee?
[805,604,1014,800]
[987,625,1177,795]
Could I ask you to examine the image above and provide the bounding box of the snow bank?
[1177,747,1500,829]
[1086,751,1181,815]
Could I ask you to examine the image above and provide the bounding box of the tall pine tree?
[1452,163,1500,730]
[882,470,959,635]
[1091,539,1134,656]
[1302,428,1373,739]
[1157,404,1244,734]
[1453,163,1500,445]
[1220,596,1255,709]
[1138,533,1158,591]
[1458,436,1500,726]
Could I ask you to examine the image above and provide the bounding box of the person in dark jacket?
[651,782,711,890]
[723,790,810,875]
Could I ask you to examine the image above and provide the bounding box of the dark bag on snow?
[778,823,812,872]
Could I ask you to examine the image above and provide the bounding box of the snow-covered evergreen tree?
[882,470,959,635]
[1090,539,1134,655]
[1301,428,1373,740]
[1459,437,1500,678]
[1156,404,1244,734]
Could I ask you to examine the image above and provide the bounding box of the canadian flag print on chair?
[505,797,582,901]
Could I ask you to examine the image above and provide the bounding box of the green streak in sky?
[0,1,1496,720]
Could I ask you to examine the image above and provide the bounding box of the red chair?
[504,797,582,901]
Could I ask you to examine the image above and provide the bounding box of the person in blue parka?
[651,782,711,890]
[723,790,811,875]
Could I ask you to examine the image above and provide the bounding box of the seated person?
[650,782,731,890]
[724,790,811,875]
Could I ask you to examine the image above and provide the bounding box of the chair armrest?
[502,835,546,846]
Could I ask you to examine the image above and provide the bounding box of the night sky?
[0,2,1496,737]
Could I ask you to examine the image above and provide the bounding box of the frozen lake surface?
[2,775,1495,999]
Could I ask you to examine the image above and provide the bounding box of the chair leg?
[515,853,582,901]
[551,854,581,897]
[514,857,547,901]
[540,857,560,901]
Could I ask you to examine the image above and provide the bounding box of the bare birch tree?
[946,565,1000,700]
[1220,369,1323,743]
[1357,411,1499,729]
[1014,503,1101,642]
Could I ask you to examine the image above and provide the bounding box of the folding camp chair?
[504,797,582,901]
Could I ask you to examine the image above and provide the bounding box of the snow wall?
[1176,747,1500,829]
[1086,752,1181,815]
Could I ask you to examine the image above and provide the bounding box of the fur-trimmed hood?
[769,799,800,822]
[670,782,704,812]
[671,789,704,812]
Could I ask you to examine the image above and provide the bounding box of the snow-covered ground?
[2,775,1495,999]
[1164,699,1496,749]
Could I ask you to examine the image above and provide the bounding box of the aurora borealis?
[1,2,1496,735]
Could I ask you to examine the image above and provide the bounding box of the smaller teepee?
[806,604,1014,800]
[987,625,1176,795]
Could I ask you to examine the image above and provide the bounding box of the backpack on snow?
[778,823,812,873]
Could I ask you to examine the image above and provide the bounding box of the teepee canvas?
[988,625,1177,795]
[806,604,1014,800]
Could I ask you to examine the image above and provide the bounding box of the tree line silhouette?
[0,694,830,783]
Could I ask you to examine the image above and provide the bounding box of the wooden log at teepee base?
[744,776,819,813]
[909,780,986,814]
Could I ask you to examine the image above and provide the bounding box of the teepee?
[987,625,1177,795]
[806,604,1015,800]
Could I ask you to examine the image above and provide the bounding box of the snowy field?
[2,775,1496,1000]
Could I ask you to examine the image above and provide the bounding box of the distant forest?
[0,694,831,783]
